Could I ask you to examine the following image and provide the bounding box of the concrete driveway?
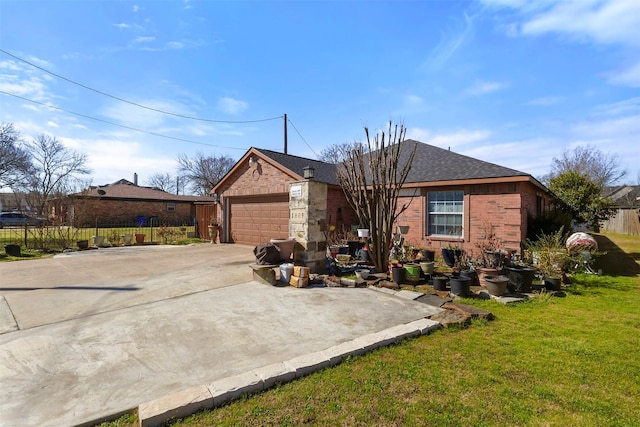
[0,244,442,426]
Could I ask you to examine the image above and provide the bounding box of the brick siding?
[70,198,194,227]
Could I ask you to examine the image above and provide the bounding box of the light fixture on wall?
[303,166,315,180]
[212,193,220,204]
[249,156,256,167]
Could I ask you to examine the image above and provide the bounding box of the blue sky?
[1,0,639,187]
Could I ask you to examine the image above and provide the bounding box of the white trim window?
[427,191,463,237]
[167,202,176,211]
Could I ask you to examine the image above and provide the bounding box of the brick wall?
[71,198,194,226]
[326,186,357,229]
[394,182,545,258]
[218,161,292,197]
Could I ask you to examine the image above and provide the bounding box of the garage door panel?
[229,195,289,245]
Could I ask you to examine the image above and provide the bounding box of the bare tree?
[0,123,32,189]
[544,145,627,189]
[337,122,417,273]
[19,134,91,216]
[147,172,178,194]
[177,152,234,195]
[318,141,366,164]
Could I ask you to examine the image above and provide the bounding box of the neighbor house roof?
[71,179,215,202]
[604,185,640,208]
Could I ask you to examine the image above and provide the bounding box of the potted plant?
[473,220,504,287]
[484,274,509,296]
[208,217,219,244]
[441,244,462,268]
[525,227,571,291]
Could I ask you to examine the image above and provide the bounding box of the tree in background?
[0,123,32,189]
[146,172,187,195]
[548,171,616,231]
[544,145,627,189]
[337,122,417,273]
[318,141,366,164]
[18,134,91,217]
[177,152,234,196]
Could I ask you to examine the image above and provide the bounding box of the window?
[427,191,463,237]
[167,202,176,211]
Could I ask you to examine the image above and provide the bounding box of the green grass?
[96,232,639,426]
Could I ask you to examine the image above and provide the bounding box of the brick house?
[59,179,216,231]
[212,141,555,258]
[212,148,357,245]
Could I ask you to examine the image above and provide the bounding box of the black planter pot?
[432,275,449,291]
[442,248,461,267]
[485,275,509,296]
[460,269,479,287]
[505,266,536,293]
[544,277,562,291]
[450,276,471,297]
[421,250,435,262]
[4,244,21,257]
[391,266,405,284]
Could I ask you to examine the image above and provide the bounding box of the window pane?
[427,191,463,236]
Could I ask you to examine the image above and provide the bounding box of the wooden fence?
[601,208,640,235]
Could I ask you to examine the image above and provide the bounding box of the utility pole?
[283,113,288,154]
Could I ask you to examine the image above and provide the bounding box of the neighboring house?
[212,141,555,257]
[0,192,33,214]
[601,185,640,235]
[58,179,217,235]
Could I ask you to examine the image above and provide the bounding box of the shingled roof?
[399,139,529,183]
[72,179,214,202]
[254,148,340,185]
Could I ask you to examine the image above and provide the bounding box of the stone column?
[289,179,327,273]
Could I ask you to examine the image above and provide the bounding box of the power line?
[287,118,319,158]
[0,49,282,124]
[0,90,248,150]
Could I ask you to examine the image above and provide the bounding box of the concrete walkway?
[0,244,443,426]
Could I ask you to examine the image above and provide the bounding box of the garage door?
[229,195,289,245]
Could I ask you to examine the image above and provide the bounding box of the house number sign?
[290,184,302,198]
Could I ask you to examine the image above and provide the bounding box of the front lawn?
[98,232,639,426]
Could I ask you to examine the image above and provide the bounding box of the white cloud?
[132,5,142,12]
[521,0,640,46]
[592,97,640,116]
[465,80,508,96]
[217,97,248,115]
[404,94,424,105]
[524,96,564,106]
[47,121,59,128]
[133,36,155,44]
[407,127,492,149]
[113,23,131,29]
[608,60,640,88]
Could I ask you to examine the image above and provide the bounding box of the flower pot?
[420,250,435,262]
[544,277,562,291]
[391,266,405,284]
[404,264,421,284]
[506,266,536,293]
[92,235,105,247]
[441,248,461,268]
[460,269,479,287]
[135,233,145,244]
[419,261,434,275]
[121,234,133,245]
[357,228,369,238]
[484,275,509,296]
[477,267,501,288]
[347,241,360,257]
[270,238,296,261]
[432,275,449,291]
[4,244,21,257]
[77,240,89,250]
[450,276,471,297]
[398,225,410,235]
[208,225,219,243]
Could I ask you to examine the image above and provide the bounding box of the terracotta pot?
[135,233,145,244]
